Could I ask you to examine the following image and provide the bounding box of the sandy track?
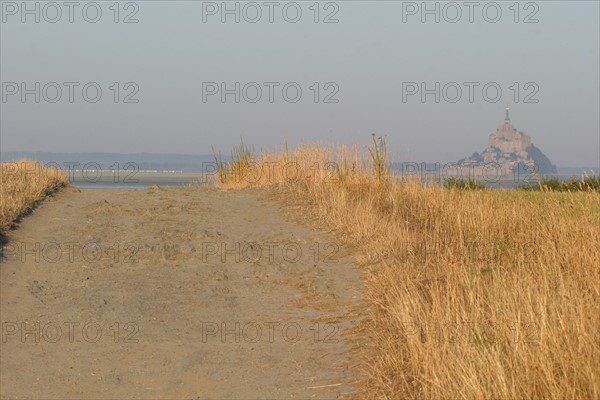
[0,187,363,399]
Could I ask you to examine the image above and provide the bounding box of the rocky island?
[461,108,557,174]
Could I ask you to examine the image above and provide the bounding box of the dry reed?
[0,159,69,235]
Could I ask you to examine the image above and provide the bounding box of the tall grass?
[0,160,69,235]
[369,133,388,184]
[213,143,600,399]
[212,137,256,185]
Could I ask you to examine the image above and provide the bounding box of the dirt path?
[0,187,363,399]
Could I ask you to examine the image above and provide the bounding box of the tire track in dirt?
[0,186,363,399]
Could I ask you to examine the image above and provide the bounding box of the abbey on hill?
[460,108,557,174]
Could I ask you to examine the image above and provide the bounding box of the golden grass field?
[214,141,600,399]
[1,150,598,398]
[0,160,69,235]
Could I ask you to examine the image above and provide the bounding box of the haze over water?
[1,1,598,170]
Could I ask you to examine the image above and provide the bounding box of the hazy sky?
[1,1,599,167]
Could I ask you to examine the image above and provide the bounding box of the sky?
[1,1,599,167]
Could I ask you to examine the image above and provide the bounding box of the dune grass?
[0,160,69,235]
[212,141,600,399]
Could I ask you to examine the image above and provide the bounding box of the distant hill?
[0,152,222,172]
[3,151,593,178]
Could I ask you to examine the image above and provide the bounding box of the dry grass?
[213,143,600,399]
[0,160,69,235]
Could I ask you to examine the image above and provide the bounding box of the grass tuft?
[211,137,256,186]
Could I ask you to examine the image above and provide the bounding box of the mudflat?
[0,186,363,399]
